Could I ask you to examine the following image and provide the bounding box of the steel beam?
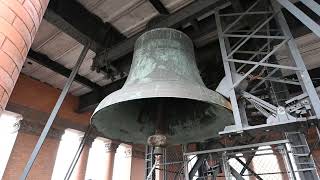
[300,0,320,16]
[227,13,278,59]
[27,49,101,90]
[183,145,190,180]
[237,38,276,72]
[20,42,90,180]
[231,38,289,88]
[45,0,124,53]
[215,10,244,130]
[235,158,263,180]
[239,149,257,175]
[254,77,300,86]
[224,34,286,39]
[94,0,231,64]
[184,140,289,156]
[222,152,232,180]
[281,145,297,180]
[272,1,320,119]
[250,68,279,92]
[230,166,246,180]
[227,58,300,71]
[222,0,263,34]
[77,0,320,113]
[275,0,320,38]
[149,0,169,15]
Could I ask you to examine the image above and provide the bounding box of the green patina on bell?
[91,28,233,144]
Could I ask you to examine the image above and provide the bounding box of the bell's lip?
[91,80,231,121]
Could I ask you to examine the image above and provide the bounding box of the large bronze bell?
[91,28,233,145]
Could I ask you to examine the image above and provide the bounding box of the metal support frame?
[20,42,91,180]
[184,140,289,156]
[285,132,319,180]
[235,157,263,180]
[222,152,232,180]
[271,0,320,119]
[145,146,156,180]
[215,11,245,131]
[162,148,167,180]
[281,144,297,180]
[239,148,257,175]
[215,0,320,135]
[182,145,190,180]
[299,0,320,17]
[230,165,245,180]
[185,140,292,179]
[274,0,320,37]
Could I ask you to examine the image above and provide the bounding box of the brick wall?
[0,0,49,112]
[2,132,59,180]
[9,74,92,126]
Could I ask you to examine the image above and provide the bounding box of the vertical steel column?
[215,10,245,130]
[222,152,232,180]
[20,42,91,180]
[281,145,297,180]
[271,0,320,119]
[225,36,249,127]
[299,0,320,16]
[145,146,155,180]
[182,145,190,180]
[275,0,320,37]
[163,148,167,180]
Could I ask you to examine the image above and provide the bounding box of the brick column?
[2,120,63,180]
[0,0,49,112]
[103,141,119,180]
[70,136,95,180]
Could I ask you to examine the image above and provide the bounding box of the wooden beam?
[27,49,102,90]
[149,0,169,14]
[44,0,125,53]
[94,0,231,64]
[78,78,126,112]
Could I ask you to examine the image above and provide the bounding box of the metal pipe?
[20,42,91,180]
